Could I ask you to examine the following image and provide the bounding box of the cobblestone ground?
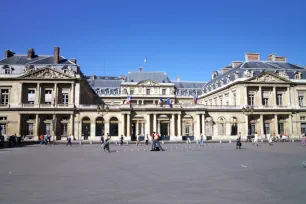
[0,142,305,204]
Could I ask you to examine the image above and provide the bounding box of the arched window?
[109,117,119,136]
[205,117,213,136]
[114,89,119,95]
[230,117,238,136]
[217,117,226,136]
[95,117,104,136]
[82,117,91,140]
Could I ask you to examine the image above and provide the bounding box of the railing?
[21,103,74,108]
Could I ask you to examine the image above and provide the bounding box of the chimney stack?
[54,46,60,64]
[177,76,181,81]
[92,75,96,80]
[245,53,260,61]
[268,54,286,62]
[5,50,14,58]
[70,58,77,64]
[138,66,142,72]
[27,48,35,59]
[232,61,242,68]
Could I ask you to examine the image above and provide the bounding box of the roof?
[173,81,206,89]
[87,77,122,88]
[0,55,74,65]
[125,71,171,83]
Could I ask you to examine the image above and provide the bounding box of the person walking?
[155,133,164,151]
[200,133,204,146]
[44,134,49,145]
[66,134,72,146]
[120,135,124,146]
[253,132,259,146]
[269,135,273,146]
[236,132,242,149]
[100,134,104,148]
[103,134,111,153]
[145,134,149,145]
[39,134,44,145]
[187,136,191,144]
[151,132,156,150]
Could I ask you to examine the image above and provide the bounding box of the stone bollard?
[292,139,295,142]
[220,140,222,144]
[90,140,92,145]
[229,140,231,144]
[79,140,82,145]
[162,141,164,144]
[261,139,263,143]
[126,141,129,145]
[196,140,199,144]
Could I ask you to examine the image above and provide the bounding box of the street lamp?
[242,105,254,140]
[97,104,109,116]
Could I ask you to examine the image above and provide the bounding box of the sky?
[1,0,306,82]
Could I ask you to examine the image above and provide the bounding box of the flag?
[144,57,147,64]
[165,98,171,106]
[194,95,198,104]
[53,96,56,106]
[158,98,163,105]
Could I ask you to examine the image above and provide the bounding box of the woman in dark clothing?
[236,132,242,149]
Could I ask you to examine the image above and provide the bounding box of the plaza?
[0,142,305,204]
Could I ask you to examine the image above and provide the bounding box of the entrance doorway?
[160,123,168,136]
[131,123,136,141]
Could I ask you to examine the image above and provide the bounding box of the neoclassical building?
[0,48,305,141]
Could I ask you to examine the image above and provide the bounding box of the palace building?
[0,47,305,142]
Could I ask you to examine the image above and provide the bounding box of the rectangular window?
[263,98,269,106]
[45,90,52,104]
[4,69,11,74]
[28,90,35,104]
[62,89,69,105]
[1,89,9,105]
[130,89,134,95]
[233,93,236,106]
[277,94,282,106]
[45,124,51,135]
[248,93,255,106]
[301,116,306,120]
[162,89,166,95]
[61,124,68,136]
[146,89,150,95]
[279,123,284,135]
[0,124,6,136]
[185,126,190,136]
[250,124,256,135]
[301,123,306,135]
[264,123,270,135]
[299,96,304,106]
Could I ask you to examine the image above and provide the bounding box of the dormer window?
[114,89,119,95]
[294,72,302,79]
[3,65,12,74]
[105,89,110,95]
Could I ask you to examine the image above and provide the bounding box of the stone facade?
[0,48,305,142]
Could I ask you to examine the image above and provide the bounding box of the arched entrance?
[182,115,194,140]
[205,117,214,139]
[132,115,145,141]
[109,117,119,136]
[158,115,170,136]
[217,117,226,136]
[95,117,104,137]
[230,117,238,136]
[82,117,91,140]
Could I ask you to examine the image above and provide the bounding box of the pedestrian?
[187,136,191,144]
[155,133,164,151]
[236,132,242,149]
[39,134,44,145]
[103,134,111,153]
[44,134,48,145]
[145,134,149,145]
[151,132,156,150]
[269,135,273,146]
[47,134,51,145]
[136,134,140,146]
[66,134,72,146]
[200,133,204,146]
[253,132,258,146]
[100,134,104,147]
[120,135,124,146]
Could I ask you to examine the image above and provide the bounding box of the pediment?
[18,68,73,79]
[246,73,291,83]
[137,80,159,86]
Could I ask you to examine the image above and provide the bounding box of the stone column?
[288,114,293,136]
[70,114,74,137]
[136,121,139,136]
[19,114,22,136]
[90,120,96,141]
[167,123,170,136]
[19,83,23,105]
[202,114,206,136]
[53,83,58,106]
[35,114,39,140]
[287,87,291,106]
[260,114,264,136]
[274,114,279,136]
[36,83,41,105]
[127,114,131,137]
[71,83,75,104]
[104,122,110,137]
[158,121,161,134]
[245,86,248,105]
[146,114,151,136]
[245,115,249,137]
[259,86,262,106]
[153,114,157,132]
[197,114,201,139]
[273,86,276,106]
[121,114,125,136]
[178,114,182,137]
[171,114,175,136]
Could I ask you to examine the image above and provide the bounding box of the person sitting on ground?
[155,132,164,151]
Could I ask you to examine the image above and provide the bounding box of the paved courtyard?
[0,142,305,204]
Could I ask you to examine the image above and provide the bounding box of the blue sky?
[1,0,305,81]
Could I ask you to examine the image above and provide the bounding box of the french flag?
[194,95,198,104]
[125,95,131,104]
[165,98,171,106]
[158,98,163,105]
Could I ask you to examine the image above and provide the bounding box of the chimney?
[221,68,230,74]
[70,58,77,64]
[54,46,60,64]
[275,56,286,62]
[268,54,276,61]
[245,53,260,61]
[5,50,14,58]
[177,76,181,81]
[232,61,242,68]
[92,75,96,80]
[138,66,142,72]
[27,48,35,59]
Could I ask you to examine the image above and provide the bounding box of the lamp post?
[97,104,109,137]
[242,105,254,140]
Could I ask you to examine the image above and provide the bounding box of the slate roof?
[0,55,73,65]
[204,61,305,93]
[87,77,122,88]
[173,81,206,89]
[125,71,171,83]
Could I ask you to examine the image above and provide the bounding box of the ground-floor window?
[301,123,306,135]
[205,123,213,136]
[279,123,284,135]
[61,123,68,136]
[250,124,256,135]
[110,117,118,136]
[264,123,270,135]
[185,125,191,136]
[231,124,237,135]
[0,124,7,136]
